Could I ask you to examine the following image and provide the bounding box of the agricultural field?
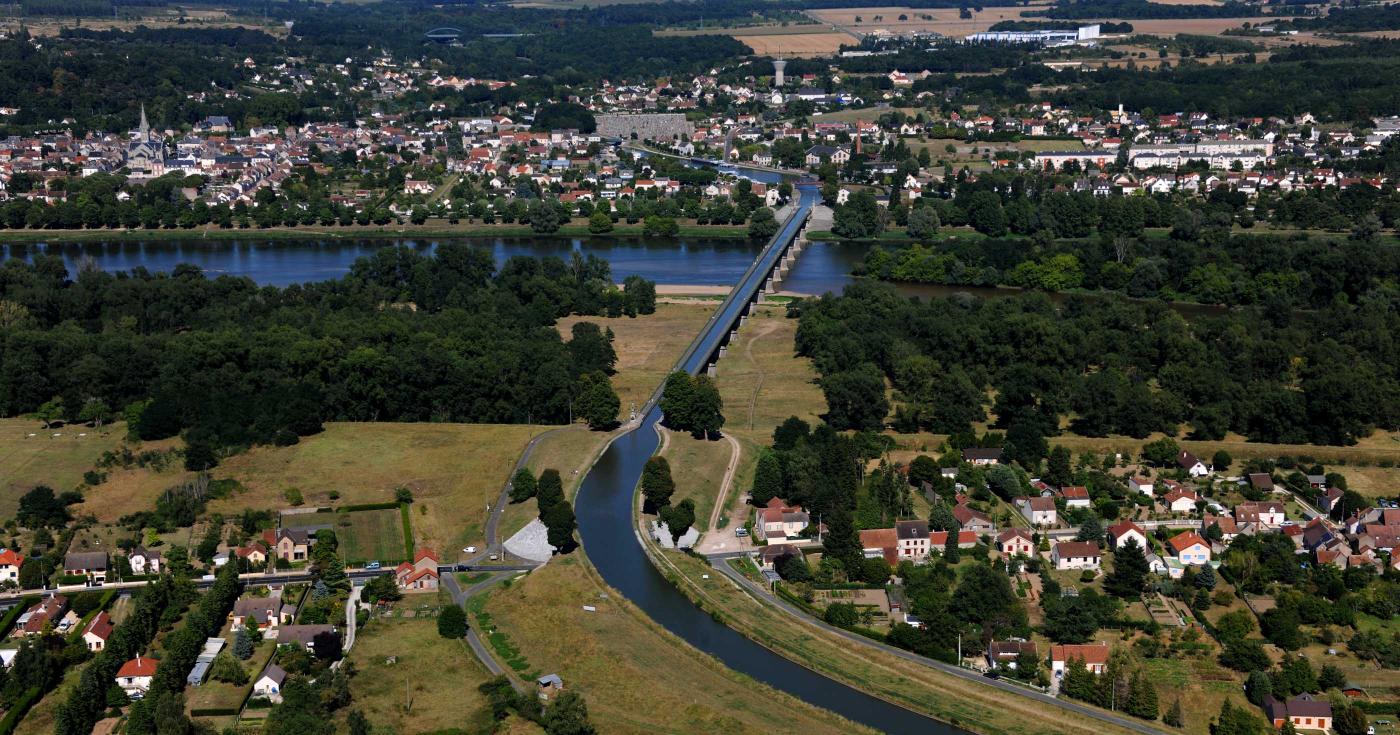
[481,556,871,735]
[284,508,408,565]
[808,6,1034,39]
[340,597,495,733]
[739,32,854,56]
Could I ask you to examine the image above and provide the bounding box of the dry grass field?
[0,418,127,517]
[0,9,285,38]
[481,557,873,735]
[711,305,826,446]
[210,422,545,553]
[556,301,717,423]
[657,428,733,531]
[498,424,616,540]
[340,598,496,734]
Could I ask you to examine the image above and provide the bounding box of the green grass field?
[286,508,408,565]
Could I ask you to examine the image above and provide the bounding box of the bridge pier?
[719,345,727,359]
[706,362,717,377]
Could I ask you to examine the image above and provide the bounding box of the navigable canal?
[573,187,965,735]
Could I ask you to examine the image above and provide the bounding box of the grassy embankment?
[479,556,876,735]
[646,539,1144,735]
[0,218,749,244]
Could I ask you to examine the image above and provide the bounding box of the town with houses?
[0,44,1398,223]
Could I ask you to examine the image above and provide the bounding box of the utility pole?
[957,633,962,666]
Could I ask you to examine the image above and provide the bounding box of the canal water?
[0,237,766,289]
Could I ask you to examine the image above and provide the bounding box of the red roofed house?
[13,595,70,637]
[1050,643,1110,677]
[1058,486,1091,509]
[0,549,23,586]
[1163,487,1199,514]
[1236,501,1286,528]
[1107,521,1147,551]
[1052,541,1101,571]
[117,655,158,698]
[1264,694,1332,732]
[83,611,114,652]
[929,530,978,550]
[952,504,995,532]
[859,529,899,566]
[997,528,1035,557]
[754,498,811,542]
[395,549,440,592]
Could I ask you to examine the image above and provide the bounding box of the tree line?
[793,280,1400,447]
[860,226,1400,310]
[0,246,649,466]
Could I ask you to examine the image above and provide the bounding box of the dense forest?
[1033,0,1270,19]
[792,281,1400,447]
[0,248,653,465]
[1046,40,1400,122]
[0,27,309,134]
[859,230,1400,309]
[1283,3,1400,32]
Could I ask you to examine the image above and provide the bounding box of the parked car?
[365,561,381,571]
[734,528,749,537]
[463,546,477,554]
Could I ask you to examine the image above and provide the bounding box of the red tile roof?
[118,656,158,678]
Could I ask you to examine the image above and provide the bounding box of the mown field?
[285,508,407,565]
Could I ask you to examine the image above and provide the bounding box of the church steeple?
[138,104,150,140]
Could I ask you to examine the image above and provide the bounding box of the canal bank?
[571,185,966,734]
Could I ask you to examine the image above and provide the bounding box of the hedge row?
[0,596,39,638]
[0,687,42,735]
[189,707,241,717]
[399,503,415,559]
[1353,701,1400,714]
[338,502,401,513]
[65,589,119,645]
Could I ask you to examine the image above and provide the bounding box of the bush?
[438,604,467,639]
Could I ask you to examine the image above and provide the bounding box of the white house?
[253,664,287,704]
[1107,521,1148,552]
[1052,541,1101,571]
[129,547,162,575]
[1177,450,1210,477]
[0,550,23,585]
[996,528,1035,557]
[754,498,811,542]
[1128,476,1154,495]
[1016,496,1057,526]
[1050,644,1110,677]
[1163,488,1199,514]
[83,611,113,652]
[1236,501,1286,528]
[116,655,158,699]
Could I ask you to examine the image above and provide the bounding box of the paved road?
[443,570,525,690]
[708,555,1169,735]
[473,425,572,566]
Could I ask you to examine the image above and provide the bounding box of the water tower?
[772,55,786,88]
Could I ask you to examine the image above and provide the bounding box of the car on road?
[463,546,477,554]
[489,554,499,561]
[983,671,1000,680]
[734,528,749,537]
[365,561,380,570]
